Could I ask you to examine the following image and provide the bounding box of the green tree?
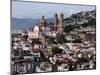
[64,25,75,33]
[52,47,63,54]
[56,33,66,43]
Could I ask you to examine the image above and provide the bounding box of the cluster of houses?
[11,11,96,75]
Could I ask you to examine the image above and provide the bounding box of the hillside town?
[11,10,96,75]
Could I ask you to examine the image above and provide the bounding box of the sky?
[12,1,96,19]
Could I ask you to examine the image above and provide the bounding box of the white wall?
[0,0,100,75]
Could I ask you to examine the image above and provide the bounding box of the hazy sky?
[12,1,95,19]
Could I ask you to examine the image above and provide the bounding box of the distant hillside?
[64,10,96,26]
[11,17,53,30]
[11,17,38,30]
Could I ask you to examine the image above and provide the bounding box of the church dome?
[34,25,39,32]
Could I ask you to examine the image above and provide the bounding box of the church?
[39,13,64,32]
[28,13,64,39]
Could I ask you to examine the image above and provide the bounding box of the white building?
[28,25,39,39]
